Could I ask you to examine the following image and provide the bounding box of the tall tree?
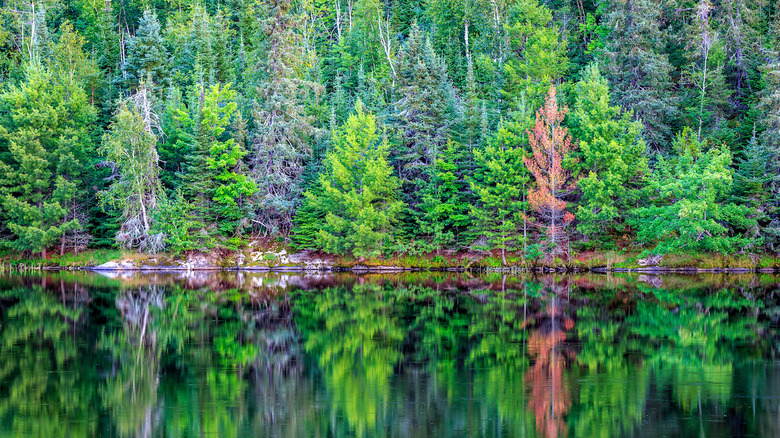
[599,0,678,149]
[390,23,459,221]
[524,86,577,254]
[0,63,96,257]
[682,0,731,141]
[570,64,647,246]
[120,8,170,93]
[470,109,533,264]
[308,102,405,258]
[251,0,323,236]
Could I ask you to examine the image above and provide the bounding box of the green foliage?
[0,63,95,255]
[309,102,405,258]
[571,64,648,246]
[417,140,473,247]
[469,108,532,263]
[631,129,757,254]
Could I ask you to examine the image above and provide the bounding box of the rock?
[93,260,136,270]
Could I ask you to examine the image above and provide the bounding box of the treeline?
[0,0,779,260]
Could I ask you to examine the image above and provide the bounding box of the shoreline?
[3,247,780,274]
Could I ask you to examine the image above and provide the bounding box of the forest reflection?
[0,271,779,437]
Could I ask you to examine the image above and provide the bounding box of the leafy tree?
[524,86,577,254]
[309,102,405,258]
[470,108,533,264]
[630,128,756,254]
[0,63,96,257]
[570,64,647,246]
[98,97,165,252]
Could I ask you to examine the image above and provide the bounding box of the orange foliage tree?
[524,86,577,253]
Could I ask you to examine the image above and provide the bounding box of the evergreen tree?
[0,63,96,257]
[309,102,405,257]
[469,110,532,264]
[502,0,568,108]
[630,128,756,254]
[599,0,678,150]
[390,23,459,220]
[201,84,255,236]
[251,0,323,236]
[682,0,731,141]
[120,8,170,93]
[571,64,647,246]
[418,140,473,247]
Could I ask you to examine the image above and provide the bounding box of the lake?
[0,271,778,437]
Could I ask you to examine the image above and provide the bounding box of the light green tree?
[630,129,756,254]
[571,64,647,246]
[0,63,96,257]
[309,102,405,258]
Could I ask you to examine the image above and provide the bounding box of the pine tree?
[470,109,533,264]
[502,0,568,108]
[524,86,577,254]
[0,63,96,257]
[309,101,405,257]
[251,0,323,236]
[571,64,647,246]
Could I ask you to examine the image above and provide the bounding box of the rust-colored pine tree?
[524,87,577,253]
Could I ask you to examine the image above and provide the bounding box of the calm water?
[0,271,779,437]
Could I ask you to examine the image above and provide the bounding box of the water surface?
[0,271,779,437]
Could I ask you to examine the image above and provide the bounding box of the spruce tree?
[309,102,405,258]
[251,0,323,236]
[469,107,533,264]
[390,23,459,220]
[120,8,170,93]
[599,0,678,150]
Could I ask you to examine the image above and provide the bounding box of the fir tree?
[120,8,170,93]
[391,23,459,220]
[599,0,678,150]
[469,105,534,264]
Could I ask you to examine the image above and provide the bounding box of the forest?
[0,0,779,262]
